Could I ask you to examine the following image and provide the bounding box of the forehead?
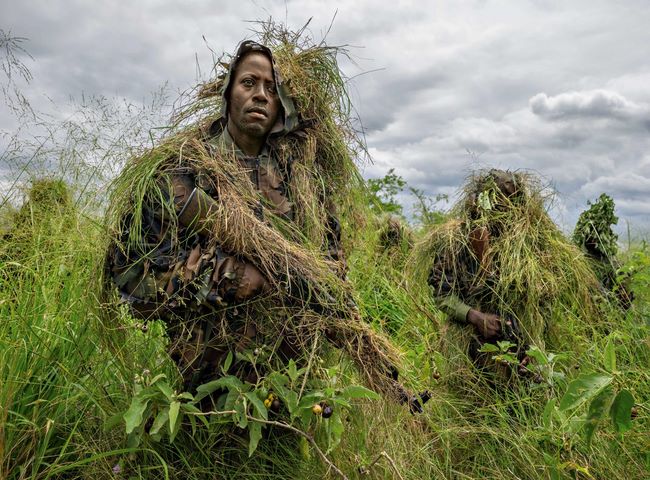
[234,52,274,79]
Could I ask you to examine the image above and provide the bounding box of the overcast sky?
[2,0,649,235]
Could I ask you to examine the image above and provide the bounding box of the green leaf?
[244,391,268,421]
[526,345,549,365]
[224,389,239,411]
[168,401,181,438]
[103,413,123,432]
[559,373,613,412]
[248,421,262,457]
[479,343,500,353]
[603,339,616,373]
[583,386,614,446]
[123,396,149,434]
[542,398,556,429]
[149,373,166,385]
[222,351,234,374]
[340,385,380,400]
[283,388,298,415]
[610,389,634,433]
[194,376,243,403]
[156,381,174,401]
[150,407,169,436]
[287,359,299,383]
[235,400,248,429]
[327,411,344,453]
[175,392,194,401]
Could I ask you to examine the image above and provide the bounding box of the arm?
[427,248,501,339]
[108,169,269,311]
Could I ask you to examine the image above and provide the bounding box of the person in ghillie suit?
[412,169,602,381]
[573,193,633,309]
[106,31,420,411]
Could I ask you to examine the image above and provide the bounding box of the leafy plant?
[541,336,635,447]
[114,359,380,459]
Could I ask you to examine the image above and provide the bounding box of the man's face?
[227,52,280,143]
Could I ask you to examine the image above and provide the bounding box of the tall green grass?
[0,178,648,479]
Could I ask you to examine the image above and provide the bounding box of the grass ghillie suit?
[106,28,411,405]
[573,193,632,308]
[412,170,601,378]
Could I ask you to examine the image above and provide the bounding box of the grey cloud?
[530,90,650,124]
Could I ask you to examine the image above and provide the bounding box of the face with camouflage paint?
[226,52,280,155]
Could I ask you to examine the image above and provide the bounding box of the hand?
[467,309,501,339]
[396,384,429,415]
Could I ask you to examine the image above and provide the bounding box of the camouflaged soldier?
[426,169,535,374]
[107,41,345,388]
[106,41,427,413]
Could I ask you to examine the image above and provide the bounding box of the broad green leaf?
[222,351,234,374]
[298,392,326,410]
[283,389,298,415]
[168,401,181,437]
[603,339,616,373]
[169,408,182,444]
[542,398,556,429]
[103,413,123,432]
[194,376,243,402]
[248,421,262,457]
[244,391,268,420]
[224,389,239,411]
[149,373,166,385]
[288,359,299,383]
[326,411,344,453]
[175,392,194,401]
[235,400,248,429]
[269,372,289,388]
[299,436,311,460]
[341,385,380,400]
[123,396,149,434]
[156,381,174,402]
[149,407,169,436]
[559,373,612,412]
[496,340,516,352]
[583,386,614,446]
[479,343,500,353]
[526,345,548,366]
[610,389,634,433]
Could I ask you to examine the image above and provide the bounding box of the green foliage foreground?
[0,175,648,480]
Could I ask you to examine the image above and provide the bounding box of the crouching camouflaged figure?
[420,169,601,380]
[107,41,419,409]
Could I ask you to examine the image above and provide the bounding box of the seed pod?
[312,404,323,415]
[432,372,441,380]
[322,405,334,419]
[270,398,281,413]
[264,398,272,409]
[533,374,544,384]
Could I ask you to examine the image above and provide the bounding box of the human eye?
[266,82,277,95]
[241,77,255,87]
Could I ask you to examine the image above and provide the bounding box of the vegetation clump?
[411,170,602,351]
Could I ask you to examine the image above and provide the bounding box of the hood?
[217,40,298,136]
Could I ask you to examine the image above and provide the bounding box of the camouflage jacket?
[427,225,496,323]
[108,122,344,318]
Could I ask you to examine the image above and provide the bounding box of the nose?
[252,84,268,103]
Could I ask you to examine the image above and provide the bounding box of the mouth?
[246,107,268,118]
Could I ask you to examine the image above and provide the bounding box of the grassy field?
[0,175,648,480]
